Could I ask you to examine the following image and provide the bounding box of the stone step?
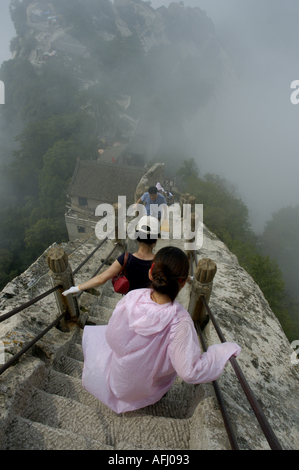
[86,310,112,325]
[67,342,84,362]
[102,282,123,299]
[54,355,83,379]
[45,369,101,409]
[19,387,191,449]
[5,416,113,450]
[20,387,117,446]
[116,413,191,450]
[45,369,203,420]
[97,294,121,310]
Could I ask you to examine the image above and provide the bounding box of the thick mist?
[0,0,14,66]
[1,0,298,232]
[151,0,299,232]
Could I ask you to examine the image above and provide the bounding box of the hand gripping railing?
[0,235,119,376]
[201,295,283,451]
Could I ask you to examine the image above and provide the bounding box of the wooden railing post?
[47,247,80,331]
[188,258,217,329]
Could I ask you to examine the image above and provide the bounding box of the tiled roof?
[67,160,146,204]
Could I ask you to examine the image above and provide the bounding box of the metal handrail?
[190,250,282,450]
[194,320,240,450]
[0,285,62,324]
[0,236,115,375]
[201,295,283,451]
[73,236,109,275]
[77,244,120,298]
[0,312,66,376]
[0,237,112,324]
[190,251,239,450]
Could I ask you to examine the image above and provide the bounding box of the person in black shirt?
[62,216,159,296]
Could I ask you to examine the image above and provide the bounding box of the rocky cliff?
[0,223,298,450]
[10,0,229,156]
[16,0,218,60]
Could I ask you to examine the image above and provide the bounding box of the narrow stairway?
[4,270,205,450]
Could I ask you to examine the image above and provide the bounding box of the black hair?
[148,186,158,194]
[151,246,189,302]
[136,235,158,245]
[136,225,158,244]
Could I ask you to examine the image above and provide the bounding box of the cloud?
[0,0,15,66]
[1,0,298,230]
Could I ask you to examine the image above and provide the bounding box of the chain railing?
[0,235,119,376]
[190,250,283,451]
[201,295,283,450]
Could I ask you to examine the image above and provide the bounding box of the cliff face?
[20,0,217,58]
[198,225,299,450]
[112,0,216,55]
[0,224,298,450]
[13,0,225,104]
[8,0,229,167]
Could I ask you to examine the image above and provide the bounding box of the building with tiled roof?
[65,160,146,241]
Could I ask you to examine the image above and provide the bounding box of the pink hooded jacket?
[82,288,241,414]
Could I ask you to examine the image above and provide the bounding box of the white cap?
[156,182,163,191]
[136,215,159,237]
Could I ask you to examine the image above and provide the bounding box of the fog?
[151,0,299,232]
[0,0,298,232]
[0,0,15,67]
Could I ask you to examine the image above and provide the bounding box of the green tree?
[261,205,299,299]
[176,158,200,181]
[177,160,298,341]
[38,139,80,219]
[24,218,65,261]
[185,171,252,244]
[0,249,18,290]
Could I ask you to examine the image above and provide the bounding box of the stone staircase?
[2,227,298,450]
[3,273,226,450]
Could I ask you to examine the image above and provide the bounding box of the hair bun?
[151,247,189,302]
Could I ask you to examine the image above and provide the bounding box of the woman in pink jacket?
[82,246,241,414]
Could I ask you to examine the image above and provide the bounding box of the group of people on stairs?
[63,196,241,414]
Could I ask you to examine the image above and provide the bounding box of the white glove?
[62,286,81,296]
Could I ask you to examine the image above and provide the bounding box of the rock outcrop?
[13,0,223,74]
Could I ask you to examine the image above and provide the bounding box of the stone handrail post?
[188,258,217,329]
[47,247,80,331]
